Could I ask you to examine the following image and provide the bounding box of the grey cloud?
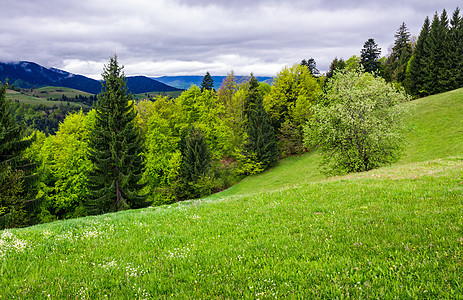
[1,0,461,78]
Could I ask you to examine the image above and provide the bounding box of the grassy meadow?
[131,90,184,101]
[0,89,462,299]
[6,86,92,107]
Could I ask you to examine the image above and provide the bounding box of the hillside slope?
[0,89,462,298]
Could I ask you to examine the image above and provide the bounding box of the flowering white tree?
[304,70,409,175]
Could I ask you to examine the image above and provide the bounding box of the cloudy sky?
[0,0,460,79]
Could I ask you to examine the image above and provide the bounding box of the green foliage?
[216,72,248,162]
[264,64,321,156]
[0,169,26,229]
[87,56,147,214]
[326,57,346,79]
[304,70,409,175]
[360,38,381,73]
[406,8,463,96]
[27,111,95,221]
[244,75,278,171]
[384,23,413,83]
[178,126,212,199]
[0,82,36,228]
[138,97,182,206]
[406,16,431,96]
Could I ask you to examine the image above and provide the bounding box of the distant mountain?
[154,75,274,90]
[126,76,182,94]
[57,75,102,94]
[0,61,182,94]
[0,61,73,87]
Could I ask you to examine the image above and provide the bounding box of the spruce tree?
[360,38,381,74]
[180,126,211,183]
[0,82,35,228]
[200,71,214,91]
[449,7,463,89]
[178,126,211,199]
[87,56,147,214]
[244,75,278,170]
[425,12,449,94]
[386,23,413,83]
[406,16,431,96]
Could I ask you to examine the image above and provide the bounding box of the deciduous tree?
[304,70,408,175]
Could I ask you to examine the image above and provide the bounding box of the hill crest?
[0,61,182,94]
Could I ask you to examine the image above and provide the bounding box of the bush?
[304,70,409,175]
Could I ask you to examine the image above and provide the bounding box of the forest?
[1,7,462,228]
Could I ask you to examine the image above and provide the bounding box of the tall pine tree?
[360,38,381,74]
[245,74,278,170]
[425,12,449,94]
[449,7,463,90]
[406,16,431,96]
[385,22,413,83]
[87,55,147,214]
[0,82,36,228]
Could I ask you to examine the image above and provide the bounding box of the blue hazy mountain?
[154,75,274,90]
[0,61,182,94]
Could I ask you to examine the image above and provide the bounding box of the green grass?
[34,86,94,100]
[399,88,463,164]
[6,86,92,107]
[132,91,184,101]
[1,89,462,299]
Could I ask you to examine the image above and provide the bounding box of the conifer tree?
[180,126,211,184]
[406,16,431,96]
[425,12,447,95]
[201,71,214,91]
[360,38,381,74]
[448,7,463,90]
[245,75,278,170]
[87,55,147,214]
[326,57,346,79]
[386,23,413,83]
[0,82,35,228]
[177,126,211,199]
[301,58,320,76]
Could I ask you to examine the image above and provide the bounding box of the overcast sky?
[0,0,460,79]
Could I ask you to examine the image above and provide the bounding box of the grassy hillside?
[6,86,92,107]
[0,89,462,298]
[131,90,184,101]
[399,88,463,164]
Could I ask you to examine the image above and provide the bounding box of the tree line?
[328,7,463,97]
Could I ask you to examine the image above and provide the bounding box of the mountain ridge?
[0,61,182,94]
[154,75,274,89]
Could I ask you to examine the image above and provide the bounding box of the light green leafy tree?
[264,64,321,156]
[304,70,409,175]
[27,110,95,221]
[137,97,182,205]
